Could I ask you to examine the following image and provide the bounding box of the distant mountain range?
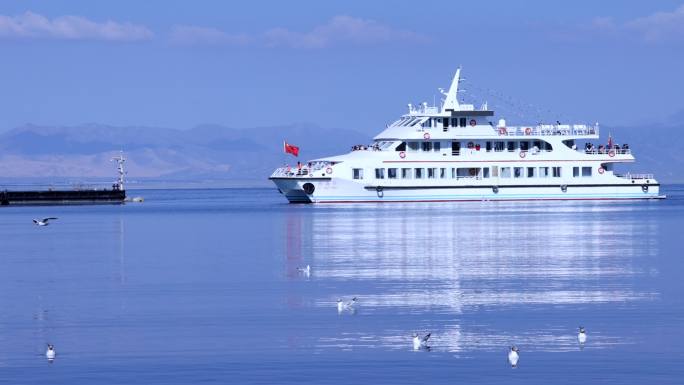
[0,122,681,186]
[0,123,370,186]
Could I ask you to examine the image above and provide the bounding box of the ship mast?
[441,67,462,113]
[111,152,126,191]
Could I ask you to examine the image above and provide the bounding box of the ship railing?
[271,163,333,178]
[496,124,599,137]
[615,173,654,180]
[271,167,292,178]
[491,148,552,153]
[271,167,315,178]
[352,144,382,151]
[271,167,312,178]
[583,148,631,155]
[451,148,556,155]
[0,182,109,191]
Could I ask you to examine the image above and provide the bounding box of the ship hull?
[270,177,663,203]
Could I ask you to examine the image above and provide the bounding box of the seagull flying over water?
[297,265,311,277]
[46,344,56,361]
[412,332,431,351]
[508,346,520,368]
[578,326,587,345]
[33,217,58,226]
[336,297,357,313]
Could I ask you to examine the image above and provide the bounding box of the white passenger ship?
[270,69,663,203]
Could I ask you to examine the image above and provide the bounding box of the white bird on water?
[412,332,431,351]
[337,297,357,313]
[508,346,520,368]
[33,217,58,226]
[297,265,311,277]
[46,344,56,361]
[578,326,587,345]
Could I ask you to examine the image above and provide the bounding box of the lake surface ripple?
[1,186,683,384]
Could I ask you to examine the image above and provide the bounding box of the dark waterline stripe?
[314,197,664,203]
[364,183,660,190]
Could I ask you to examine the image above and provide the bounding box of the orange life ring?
[498,127,508,135]
[469,119,477,127]
[608,150,615,157]
[519,151,527,158]
[525,127,532,135]
[325,167,333,174]
[423,132,430,140]
[399,151,406,159]
[598,167,605,174]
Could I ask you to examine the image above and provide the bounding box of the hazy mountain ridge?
[0,123,370,180]
[601,123,681,182]
[0,122,681,183]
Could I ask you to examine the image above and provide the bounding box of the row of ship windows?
[400,140,553,153]
[397,117,474,128]
[352,166,594,180]
[424,117,472,128]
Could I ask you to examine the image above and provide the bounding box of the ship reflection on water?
[285,201,660,353]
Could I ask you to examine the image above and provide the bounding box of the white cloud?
[264,15,427,48]
[624,4,684,42]
[172,15,427,48]
[577,5,684,43]
[0,11,153,41]
[589,16,617,31]
[170,25,251,46]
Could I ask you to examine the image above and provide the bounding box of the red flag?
[284,140,299,157]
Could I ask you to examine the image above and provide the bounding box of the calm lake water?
[1,186,684,384]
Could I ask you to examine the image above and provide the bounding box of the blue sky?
[1,0,683,134]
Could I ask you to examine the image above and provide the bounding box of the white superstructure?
[270,69,663,203]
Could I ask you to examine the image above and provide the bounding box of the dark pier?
[1,188,125,206]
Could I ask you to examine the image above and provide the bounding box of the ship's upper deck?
[374,68,598,141]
